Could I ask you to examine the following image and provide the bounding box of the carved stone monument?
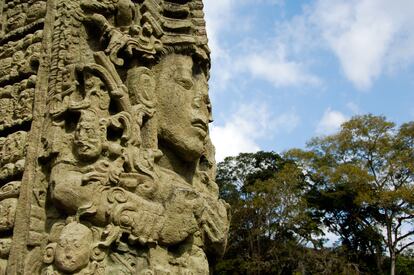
[0,0,229,274]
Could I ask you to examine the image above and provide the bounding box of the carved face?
[6,9,26,32]
[156,54,211,162]
[26,1,47,22]
[0,238,11,258]
[2,138,14,163]
[74,112,104,160]
[0,199,17,231]
[84,74,110,112]
[55,223,93,273]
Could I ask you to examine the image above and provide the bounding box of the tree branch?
[396,240,414,255]
[396,230,414,243]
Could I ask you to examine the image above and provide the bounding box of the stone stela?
[0,0,230,274]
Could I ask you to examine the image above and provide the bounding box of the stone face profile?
[0,0,230,274]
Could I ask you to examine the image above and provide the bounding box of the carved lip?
[75,142,95,154]
[76,143,91,151]
[191,119,208,133]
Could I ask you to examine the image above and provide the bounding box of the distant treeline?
[213,115,414,275]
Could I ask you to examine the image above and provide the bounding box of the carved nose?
[65,252,73,259]
[192,95,203,109]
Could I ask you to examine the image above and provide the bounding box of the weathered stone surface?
[0,0,229,274]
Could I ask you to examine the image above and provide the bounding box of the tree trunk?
[386,218,395,275]
[375,245,384,275]
[390,252,396,275]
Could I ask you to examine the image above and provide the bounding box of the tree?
[214,151,322,274]
[287,114,414,275]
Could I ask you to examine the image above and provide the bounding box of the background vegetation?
[213,115,414,275]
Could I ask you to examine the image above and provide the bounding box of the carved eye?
[58,240,66,247]
[206,97,212,113]
[85,80,93,90]
[176,78,194,90]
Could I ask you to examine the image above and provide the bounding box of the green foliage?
[395,254,414,275]
[287,114,414,274]
[214,151,324,274]
[214,115,414,275]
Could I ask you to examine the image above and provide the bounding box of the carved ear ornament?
[82,63,120,97]
[90,245,106,262]
[109,112,133,145]
[76,202,98,221]
[0,181,21,200]
[126,66,156,110]
[90,224,121,262]
[43,243,56,264]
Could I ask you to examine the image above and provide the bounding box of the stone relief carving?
[1,0,229,274]
[0,0,48,273]
[0,76,36,130]
[0,38,41,83]
[41,221,124,274]
[0,131,27,181]
[0,180,20,274]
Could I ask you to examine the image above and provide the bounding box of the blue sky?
[203,0,414,162]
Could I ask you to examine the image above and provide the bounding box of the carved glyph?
[1,0,229,274]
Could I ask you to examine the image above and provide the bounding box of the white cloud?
[203,0,237,90]
[239,45,321,87]
[210,106,261,162]
[204,0,317,90]
[211,104,299,162]
[203,0,234,59]
[316,108,347,135]
[210,124,260,163]
[312,0,414,90]
[270,0,414,90]
[205,0,414,92]
[204,0,284,56]
[310,0,394,90]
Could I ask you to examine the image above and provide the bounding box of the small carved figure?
[8,131,27,164]
[74,109,107,162]
[26,1,47,23]
[0,181,21,201]
[81,0,161,65]
[83,73,111,116]
[0,198,17,232]
[0,238,12,260]
[42,222,106,274]
[54,222,93,273]
[10,51,26,78]
[6,5,27,32]
[50,108,165,246]
[14,88,31,120]
[0,58,12,79]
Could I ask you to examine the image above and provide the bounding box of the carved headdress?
[160,0,210,63]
